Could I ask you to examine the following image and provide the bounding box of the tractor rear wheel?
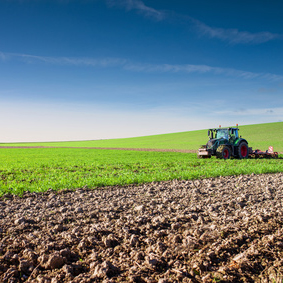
[238,142,249,159]
[216,145,231,159]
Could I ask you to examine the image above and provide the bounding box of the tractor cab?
[208,127,239,143]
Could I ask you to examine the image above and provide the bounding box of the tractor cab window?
[216,129,228,139]
[229,129,239,139]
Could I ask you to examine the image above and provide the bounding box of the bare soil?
[0,173,283,283]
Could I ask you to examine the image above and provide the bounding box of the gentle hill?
[1,122,282,152]
[239,122,283,153]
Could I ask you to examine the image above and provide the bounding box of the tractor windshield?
[216,129,229,139]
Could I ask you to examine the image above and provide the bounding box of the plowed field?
[1,173,282,282]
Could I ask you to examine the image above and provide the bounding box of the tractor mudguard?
[234,138,248,146]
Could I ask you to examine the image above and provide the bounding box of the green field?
[0,147,282,196]
[1,122,283,152]
[0,122,282,196]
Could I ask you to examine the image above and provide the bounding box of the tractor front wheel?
[238,142,249,159]
[216,145,231,159]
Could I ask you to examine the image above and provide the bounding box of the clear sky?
[1,0,282,142]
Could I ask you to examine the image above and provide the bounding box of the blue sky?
[0,0,282,142]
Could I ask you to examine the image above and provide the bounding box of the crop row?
[0,148,282,196]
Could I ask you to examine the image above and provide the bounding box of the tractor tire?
[216,145,231,159]
[238,142,249,159]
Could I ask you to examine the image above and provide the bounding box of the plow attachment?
[249,146,278,159]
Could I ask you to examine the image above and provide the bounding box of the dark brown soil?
[0,173,282,282]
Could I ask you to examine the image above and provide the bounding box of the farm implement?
[249,146,278,159]
[198,125,278,159]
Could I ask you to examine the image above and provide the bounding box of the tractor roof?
[209,127,239,131]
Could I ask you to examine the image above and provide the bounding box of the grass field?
[0,122,282,196]
[1,122,283,152]
[0,147,282,196]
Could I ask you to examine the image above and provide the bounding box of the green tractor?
[198,126,250,159]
